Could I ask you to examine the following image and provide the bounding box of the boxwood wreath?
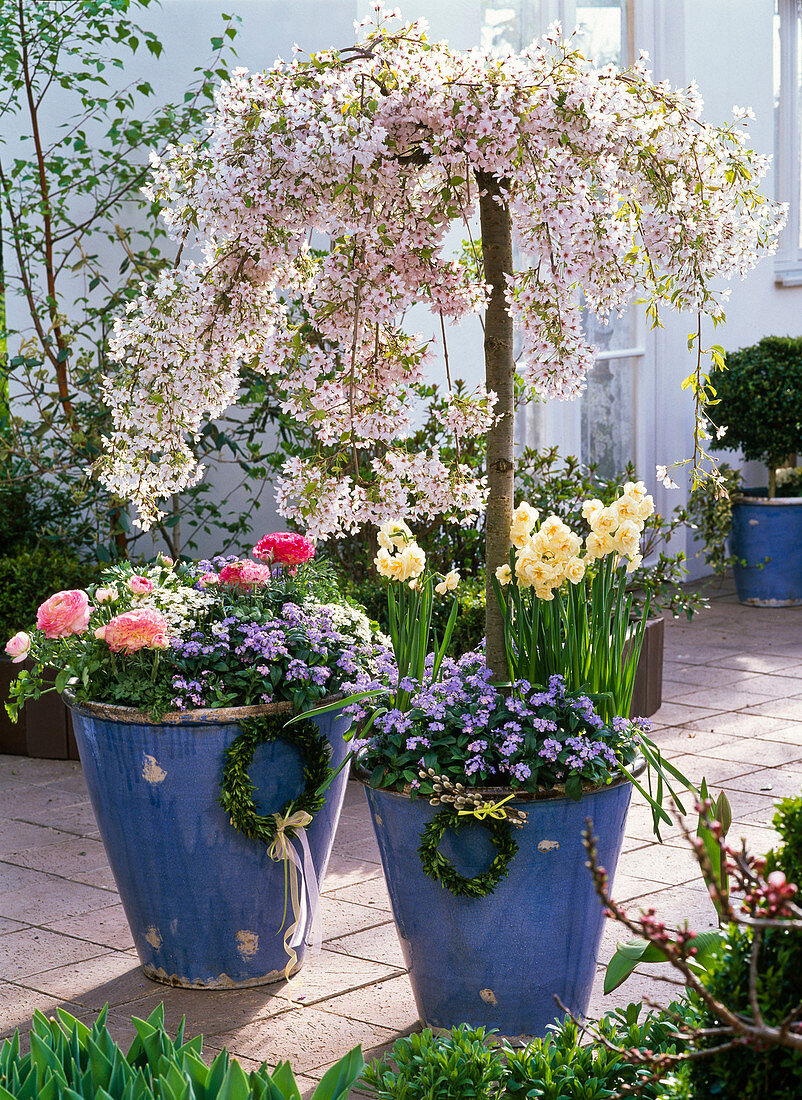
[418,808,519,898]
[219,713,332,844]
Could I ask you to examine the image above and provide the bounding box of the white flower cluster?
[275,449,487,542]
[142,585,217,636]
[432,385,498,437]
[308,601,376,644]
[98,6,784,538]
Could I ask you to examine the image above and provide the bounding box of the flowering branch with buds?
[578,803,802,1093]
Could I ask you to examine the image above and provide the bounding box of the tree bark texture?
[478,171,515,683]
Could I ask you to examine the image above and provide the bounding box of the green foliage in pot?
[710,336,802,498]
[686,794,802,1100]
[0,1003,364,1100]
[361,1005,690,1100]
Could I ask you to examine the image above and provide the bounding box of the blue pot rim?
[354,757,642,805]
[732,495,802,507]
[63,692,343,726]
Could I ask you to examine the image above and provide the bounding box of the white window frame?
[775,0,802,285]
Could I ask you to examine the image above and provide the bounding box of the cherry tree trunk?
[478,172,515,682]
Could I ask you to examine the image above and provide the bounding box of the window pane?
[480,2,626,62]
[580,355,636,475]
[575,1,624,68]
[581,303,638,354]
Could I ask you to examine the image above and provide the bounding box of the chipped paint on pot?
[68,698,351,989]
[142,962,299,989]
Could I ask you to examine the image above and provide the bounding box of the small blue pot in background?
[69,698,351,988]
[730,495,802,607]
[362,775,633,1039]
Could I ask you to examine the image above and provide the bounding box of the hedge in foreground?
[0,1004,364,1100]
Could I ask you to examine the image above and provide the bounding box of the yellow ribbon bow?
[267,809,313,863]
[267,809,316,981]
[457,794,516,821]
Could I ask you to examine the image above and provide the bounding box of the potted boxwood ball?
[710,336,802,606]
[3,535,383,988]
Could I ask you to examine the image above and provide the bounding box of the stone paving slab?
[0,573,801,1094]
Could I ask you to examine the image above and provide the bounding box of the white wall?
[653,0,798,572]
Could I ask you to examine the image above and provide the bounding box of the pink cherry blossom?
[97,7,784,539]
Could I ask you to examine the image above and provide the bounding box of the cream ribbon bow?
[267,809,322,981]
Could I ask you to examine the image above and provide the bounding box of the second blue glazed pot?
[363,776,632,1038]
[69,698,351,988]
[730,495,802,606]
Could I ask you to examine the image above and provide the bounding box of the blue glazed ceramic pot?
[362,775,633,1038]
[730,496,802,606]
[68,698,351,988]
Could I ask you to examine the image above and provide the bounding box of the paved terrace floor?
[2,573,802,1094]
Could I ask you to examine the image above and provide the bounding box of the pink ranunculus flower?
[253,532,315,567]
[5,631,31,663]
[218,560,273,592]
[128,574,154,595]
[198,572,219,588]
[101,609,171,654]
[36,590,91,639]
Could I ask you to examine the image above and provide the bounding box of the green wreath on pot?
[219,714,332,845]
[418,808,518,898]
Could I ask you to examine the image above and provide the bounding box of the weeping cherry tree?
[98,6,784,677]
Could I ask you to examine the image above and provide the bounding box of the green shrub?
[0,546,97,641]
[710,336,802,497]
[504,1006,688,1100]
[0,1003,364,1100]
[688,925,802,1100]
[688,792,802,1100]
[361,1027,505,1100]
[765,796,802,882]
[361,1007,689,1100]
[0,481,42,555]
